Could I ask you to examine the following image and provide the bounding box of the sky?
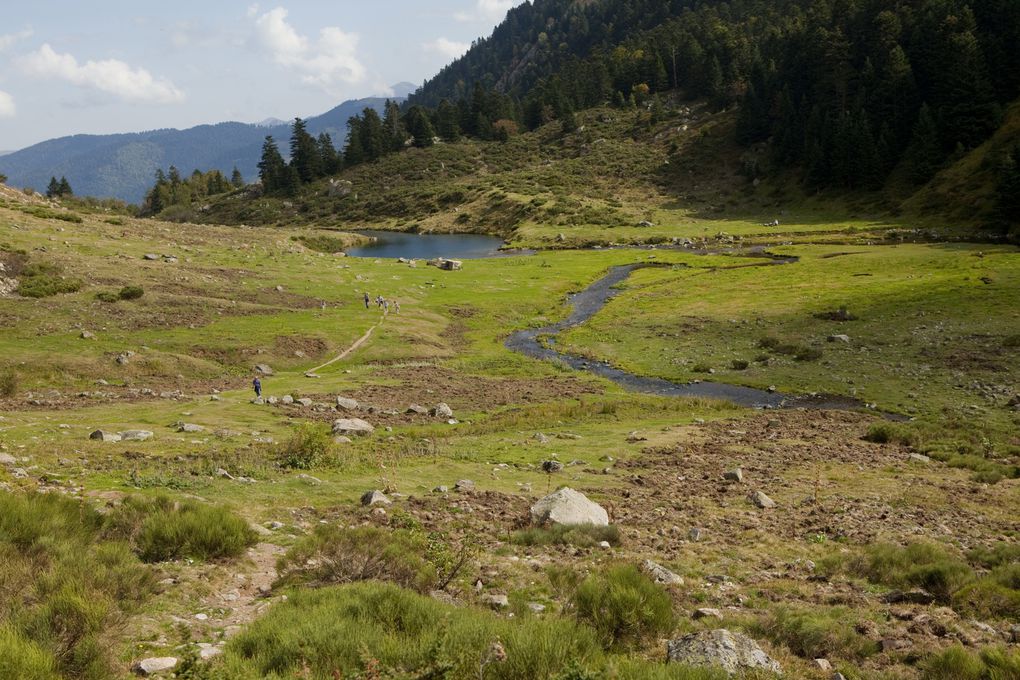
[0,0,526,151]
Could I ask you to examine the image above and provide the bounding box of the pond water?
[346,230,514,259]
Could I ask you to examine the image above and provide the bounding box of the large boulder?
[332,418,375,436]
[336,396,359,411]
[666,629,782,676]
[641,559,684,586]
[431,403,454,418]
[89,430,122,442]
[361,490,391,506]
[530,488,609,527]
[254,364,274,376]
[134,657,178,675]
[119,430,153,442]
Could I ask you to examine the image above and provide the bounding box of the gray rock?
[198,646,223,660]
[80,330,95,339]
[481,593,509,609]
[336,396,359,411]
[333,435,353,444]
[693,608,723,620]
[689,527,704,542]
[266,396,278,405]
[541,460,564,473]
[361,490,391,506]
[332,418,375,436]
[534,432,550,444]
[431,403,454,418]
[177,423,204,433]
[749,491,775,509]
[723,468,744,483]
[143,253,160,261]
[909,453,931,464]
[254,364,274,376]
[134,657,178,675]
[454,479,475,492]
[215,468,234,480]
[281,395,294,405]
[0,453,16,465]
[827,334,851,343]
[119,430,153,442]
[89,430,122,442]
[530,487,609,527]
[433,485,449,493]
[642,559,684,586]
[814,658,832,671]
[528,602,546,613]
[406,404,428,415]
[295,398,313,407]
[666,629,782,676]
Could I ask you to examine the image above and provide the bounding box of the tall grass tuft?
[571,564,676,649]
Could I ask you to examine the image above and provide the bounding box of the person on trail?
[252,376,262,398]
[384,300,389,313]
[363,292,370,309]
[394,300,400,314]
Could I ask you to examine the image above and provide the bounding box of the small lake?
[347,230,515,259]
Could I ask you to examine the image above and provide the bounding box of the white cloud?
[0,28,33,51]
[252,7,365,95]
[455,0,522,22]
[18,44,184,104]
[424,37,470,60]
[0,90,14,117]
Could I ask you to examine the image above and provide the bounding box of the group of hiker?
[363,291,399,314]
[255,291,401,398]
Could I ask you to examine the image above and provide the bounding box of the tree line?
[141,166,243,216]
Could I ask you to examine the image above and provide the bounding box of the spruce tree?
[289,118,322,183]
[317,133,341,175]
[230,167,244,188]
[46,177,60,198]
[257,136,287,194]
[905,104,943,184]
[405,106,436,147]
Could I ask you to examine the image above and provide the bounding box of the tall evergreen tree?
[905,104,943,185]
[257,136,287,194]
[46,177,60,198]
[317,133,341,175]
[405,106,436,148]
[230,167,244,188]
[289,118,322,183]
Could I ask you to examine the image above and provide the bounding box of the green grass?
[920,645,1020,680]
[512,524,621,548]
[571,564,677,650]
[754,606,879,661]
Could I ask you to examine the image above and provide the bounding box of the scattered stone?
[89,430,122,442]
[331,418,375,436]
[454,479,475,492]
[481,593,509,609]
[198,647,222,661]
[254,364,274,376]
[336,396,359,411]
[361,490,391,506]
[533,432,550,444]
[530,488,609,527]
[909,453,932,464]
[427,258,462,271]
[749,491,775,509]
[723,468,744,483]
[134,657,178,675]
[689,527,704,542]
[406,404,428,415]
[0,453,16,465]
[333,435,353,444]
[296,474,322,485]
[541,460,564,473]
[433,485,449,493]
[281,395,294,405]
[642,559,684,586]
[215,468,234,480]
[626,431,647,442]
[80,331,95,340]
[177,423,204,433]
[119,430,153,442]
[832,674,848,680]
[142,253,160,261]
[666,629,782,676]
[295,398,313,407]
[827,334,851,343]
[814,658,832,671]
[598,540,612,549]
[431,403,454,418]
[528,602,546,613]
[693,608,723,620]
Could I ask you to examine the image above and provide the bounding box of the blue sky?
[0,1,525,151]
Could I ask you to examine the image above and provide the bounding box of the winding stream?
[506,263,876,412]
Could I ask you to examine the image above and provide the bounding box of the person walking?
[363,292,370,309]
[252,376,262,399]
[394,300,400,314]
[384,300,389,313]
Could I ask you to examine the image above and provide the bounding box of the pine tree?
[57,176,72,197]
[46,176,60,198]
[317,133,341,175]
[257,136,287,193]
[230,167,244,188]
[382,100,405,151]
[359,109,386,161]
[905,103,943,185]
[289,118,322,183]
[436,100,461,141]
[405,106,436,147]
[996,146,1020,226]
[344,117,366,166]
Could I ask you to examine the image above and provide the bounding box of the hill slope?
[0,92,409,203]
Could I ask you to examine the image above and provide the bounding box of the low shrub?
[952,568,1020,620]
[512,524,621,548]
[118,285,144,300]
[15,263,82,298]
[832,542,973,604]
[106,495,256,562]
[863,422,919,446]
[571,564,676,649]
[968,542,1020,569]
[793,346,823,361]
[758,336,781,350]
[222,582,604,679]
[277,422,333,469]
[1002,334,1020,349]
[755,606,878,661]
[730,359,749,370]
[94,291,119,303]
[920,645,1020,680]
[277,525,438,592]
[0,369,17,397]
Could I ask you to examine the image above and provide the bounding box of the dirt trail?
[306,310,387,374]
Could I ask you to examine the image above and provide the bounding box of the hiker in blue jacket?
[253,376,262,398]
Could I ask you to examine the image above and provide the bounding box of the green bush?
[277,525,438,592]
[0,626,59,680]
[512,524,621,548]
[835,542,973,604]
[863,422,919,446]
[278,422,333,469]
[94,291,119,303]
[106,495,256,562]
[221,582,604,679]
[921,645,1020,680]
[968,542,1020,569]
[0,369,17,397]
[730,359,749,370]
[756,606,878,661]
[118,285,144,300]
[572,564,676,649]
[15,263,82,298]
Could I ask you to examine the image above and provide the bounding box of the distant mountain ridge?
[0,83,417,204]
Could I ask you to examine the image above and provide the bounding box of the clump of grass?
[117,285,144,300]
[863,422,919,446]
[106,495,256,562]
[754,606,879,661]
[571,564,676,649]
[277,422,333,469]
[920,645,1020,680]
[277,525,438,593]
[1002,334,1020,349]
[15,263,81,298]
[512,524,620,548]
[730,359,749,370]
[967,542,1020,569]
[838,542,972,603]
[0,491,155,679]
[758,336,781,350]
[223,582,605,679]
[0,369,18,397]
